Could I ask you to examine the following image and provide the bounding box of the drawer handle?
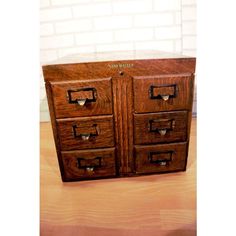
[149,84,177,101]
[149,119,175,136]
[72,124,99,141]
[67,87,97,106]
[77,100,86,106]
[158,129,167,136]
[86,167,94,174]
[161,95,169,101]
[148,151,173,166]
[77,157,102,172]
[81,134,90,141]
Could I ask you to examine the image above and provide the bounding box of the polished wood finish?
[135,142,187,174]
[40,118,196,236]
[61,148,116,181]
[45,82,65,177]
[134,111,188,144]
[43,59,196,83]
[51,78,113,118]
[42,50,196,182]
[57,115,114,151]
[112,76,134,174]
[133,74,193,113]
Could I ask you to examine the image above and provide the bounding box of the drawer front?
[134,111,188,145]
[51,78,113,118]
[133,74,193,113]
[57,115,115,151]
[135,142,187,174]
[61,148,116,181]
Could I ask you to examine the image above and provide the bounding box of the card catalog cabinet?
[42,51,196,182]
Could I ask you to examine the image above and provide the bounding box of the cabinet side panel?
[45,82,65,181]
[187,74,195,138]
[185,74,195,170]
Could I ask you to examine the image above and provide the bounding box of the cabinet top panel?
[42,50,195,66]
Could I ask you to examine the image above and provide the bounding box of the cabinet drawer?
[133,74,193,113]
[51,78,113,118]
[61,148,116,181]
[134,111,188,145]
[57,115,115,151]
[135,142,187,174]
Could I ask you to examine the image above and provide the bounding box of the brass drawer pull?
[77,157,102,173]
[77,100,86,106]
[149,119,175,136]
[72,124,99,141]
[86,167,94,174]
[161,95,169,101]
[148,151,173,166]
[67,87,97,106]
[149,84,177,101]
[158,129,167,136]
[81,134,90,141]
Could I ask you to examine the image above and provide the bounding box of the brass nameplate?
[108,63,134,69]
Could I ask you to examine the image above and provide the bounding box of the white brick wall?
[112,0,152,14]
[134,13,174,27]
[72,2,112,17]
[55,19,93,33]
[153,0,181,11]
[94,15,132,30]
[40,8,72,22]
[182,2,197,56]
[40,0,197,121]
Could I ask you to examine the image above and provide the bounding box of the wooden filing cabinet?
[42,50,196,182]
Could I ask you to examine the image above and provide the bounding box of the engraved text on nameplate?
[108,63,134,69]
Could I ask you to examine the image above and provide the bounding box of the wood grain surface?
[40,118,196,236]
[134,142,187,174]
[134,111,188,145]
[133,74,193,113]
[57,115,115,151]
[42,58,196,83]
[50,78,113,118]
[61,148,116,181]
[112,75,134,174]
[43,55,196,182]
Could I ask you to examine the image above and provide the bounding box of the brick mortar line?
[40,38,180,51]
[41,24,183,39]
[40,10,182,24]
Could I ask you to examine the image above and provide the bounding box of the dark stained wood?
[187,75,195,139]
[42,58,196,83]
[61,148,116,181]
[134,142,187,174]
[42,51,196,182]
[184,74,195,170]
[112,75,134,174]
[133,74,193,113]
[57,115,115,151]
[134,111,188,145]
[45,82,66,180]
[50,78,113,118]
